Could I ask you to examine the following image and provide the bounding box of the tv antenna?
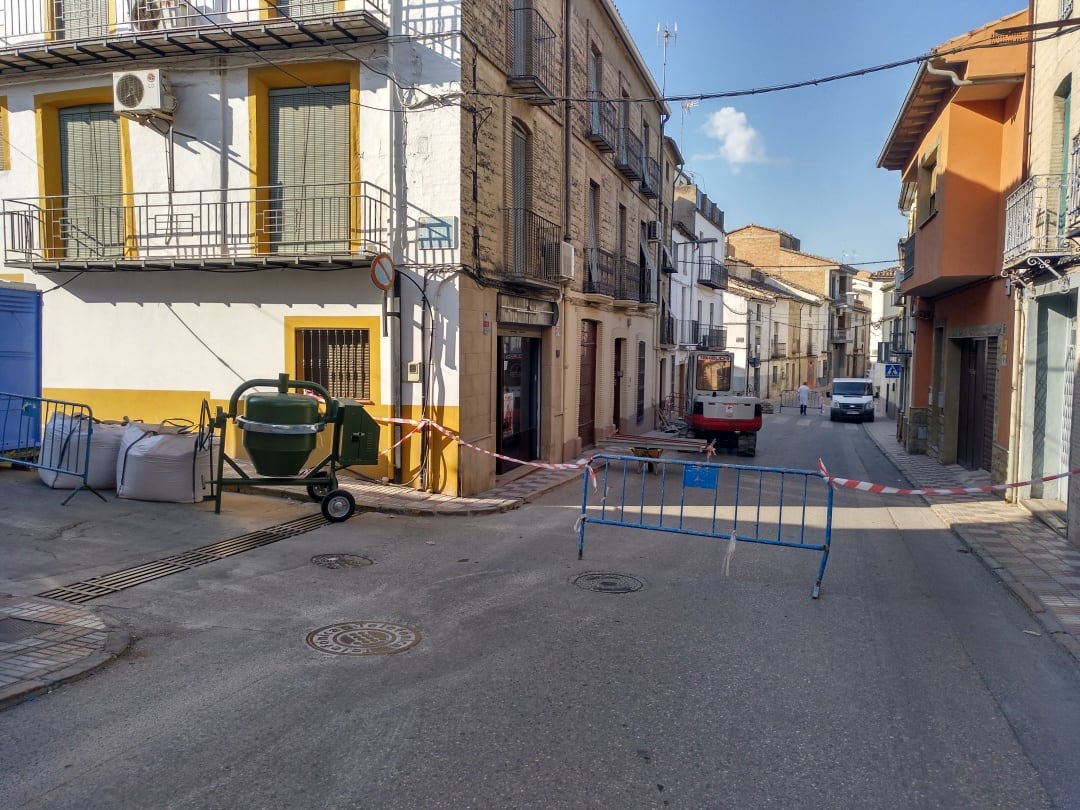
[657,22,677,94]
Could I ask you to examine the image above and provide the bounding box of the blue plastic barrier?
[578,453,834,597]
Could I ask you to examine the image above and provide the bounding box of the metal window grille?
[297,328,370,400]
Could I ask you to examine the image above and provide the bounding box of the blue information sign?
[885,363,901,378]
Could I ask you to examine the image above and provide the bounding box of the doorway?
[497,335,540,474]
[957,338,988,470]
[613,338,625,433]
[579,320,598,448]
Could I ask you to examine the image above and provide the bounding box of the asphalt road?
[3,412,1080,809]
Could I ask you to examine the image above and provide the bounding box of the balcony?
[830,328,853,344]
[699,326,726,351]
[1003,173,1080,268]
[503,207,561,285]
[898,233,915,282]
[770,341,786,359]
[584,94,617,152]
[889,319,912,356]
[658,312,676,347]
[506,2,558,105]
[806,342,815,356]
[584,246,616,297]
[1068,133,1080,237]
[676,319,702,346]
[695,257,727,289]
[2,181,390,271]
[615,257,653,304]
[640,156,660,199]
[0,0,389,76]
[615,127,642,181]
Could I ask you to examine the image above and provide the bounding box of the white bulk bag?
[115,422,213,503]
[38,415,126,491]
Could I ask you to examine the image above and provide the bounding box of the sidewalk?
[861,414,1080,664]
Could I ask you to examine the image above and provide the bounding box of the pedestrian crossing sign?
[885,363,901,378]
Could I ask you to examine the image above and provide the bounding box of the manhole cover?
[571,572,645,594]
[310,554,372,570]
[305,621,420,656]
[0,617,57,643]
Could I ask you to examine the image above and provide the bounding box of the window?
[268,85,350,252]
[1051,77,1072,239]
[59,104,123,259]
[296,328,370,400]
[917,147,940,223]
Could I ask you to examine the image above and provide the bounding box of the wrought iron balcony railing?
[699,326,726,351]
[830,328,853,344]
[506,2,558,104]
[584,246,617,297]
[615,127,643,181]
[806,342,815,356]
[503,207,561,284]
[658,312,676,346]
[1003,173,1079,266]
[676,319,702,346]
[2,181,390,271]
[695,257,727,289]
[640,156,660,199]
[0,0,389,74]
[898,233,915,281]
[585,94,617,152]
[616,257,640,301]
[770,341,786,359]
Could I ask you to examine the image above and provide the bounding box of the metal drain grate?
[36,513,333,604]
[571,572,645,594]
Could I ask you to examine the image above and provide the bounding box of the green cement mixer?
[207,374,380,522]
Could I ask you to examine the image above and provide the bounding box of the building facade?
[878,10,1028,480]
[1001,0,1080,540]
[0,0,670,495]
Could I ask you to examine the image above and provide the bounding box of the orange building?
[877,10,1029,481]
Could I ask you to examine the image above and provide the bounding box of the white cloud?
[702,107,768,168]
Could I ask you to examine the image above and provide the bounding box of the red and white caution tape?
[374,416,592,474]
[817,458,1080,496]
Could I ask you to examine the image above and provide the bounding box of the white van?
[828,377,875,423]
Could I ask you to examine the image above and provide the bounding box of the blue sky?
[614,0,1026,269]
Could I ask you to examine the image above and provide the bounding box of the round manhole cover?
[306,621,420,656]
[310,554,372,570]
[571,572,645,594]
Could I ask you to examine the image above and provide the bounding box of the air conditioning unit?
[113,70,177,118]
[558,241,575,280]
[645,220,662,242]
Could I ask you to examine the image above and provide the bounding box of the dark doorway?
[613,338,625,434]
[497,335,540,474]
[957,338,987,470]
[579,320,598,448]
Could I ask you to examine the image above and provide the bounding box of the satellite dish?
[130,0,163,32]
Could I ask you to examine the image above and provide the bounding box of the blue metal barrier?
[0,392,106,504]
[578,453,834,598]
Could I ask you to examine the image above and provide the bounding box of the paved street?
[3,407,1080,808]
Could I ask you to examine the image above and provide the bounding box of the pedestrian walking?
[797,382,810,415]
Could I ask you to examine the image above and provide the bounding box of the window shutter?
[269,85,350,251]
[59,105,122,258]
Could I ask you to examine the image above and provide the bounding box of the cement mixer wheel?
[307,482,331,501]
[321,489,355,522]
